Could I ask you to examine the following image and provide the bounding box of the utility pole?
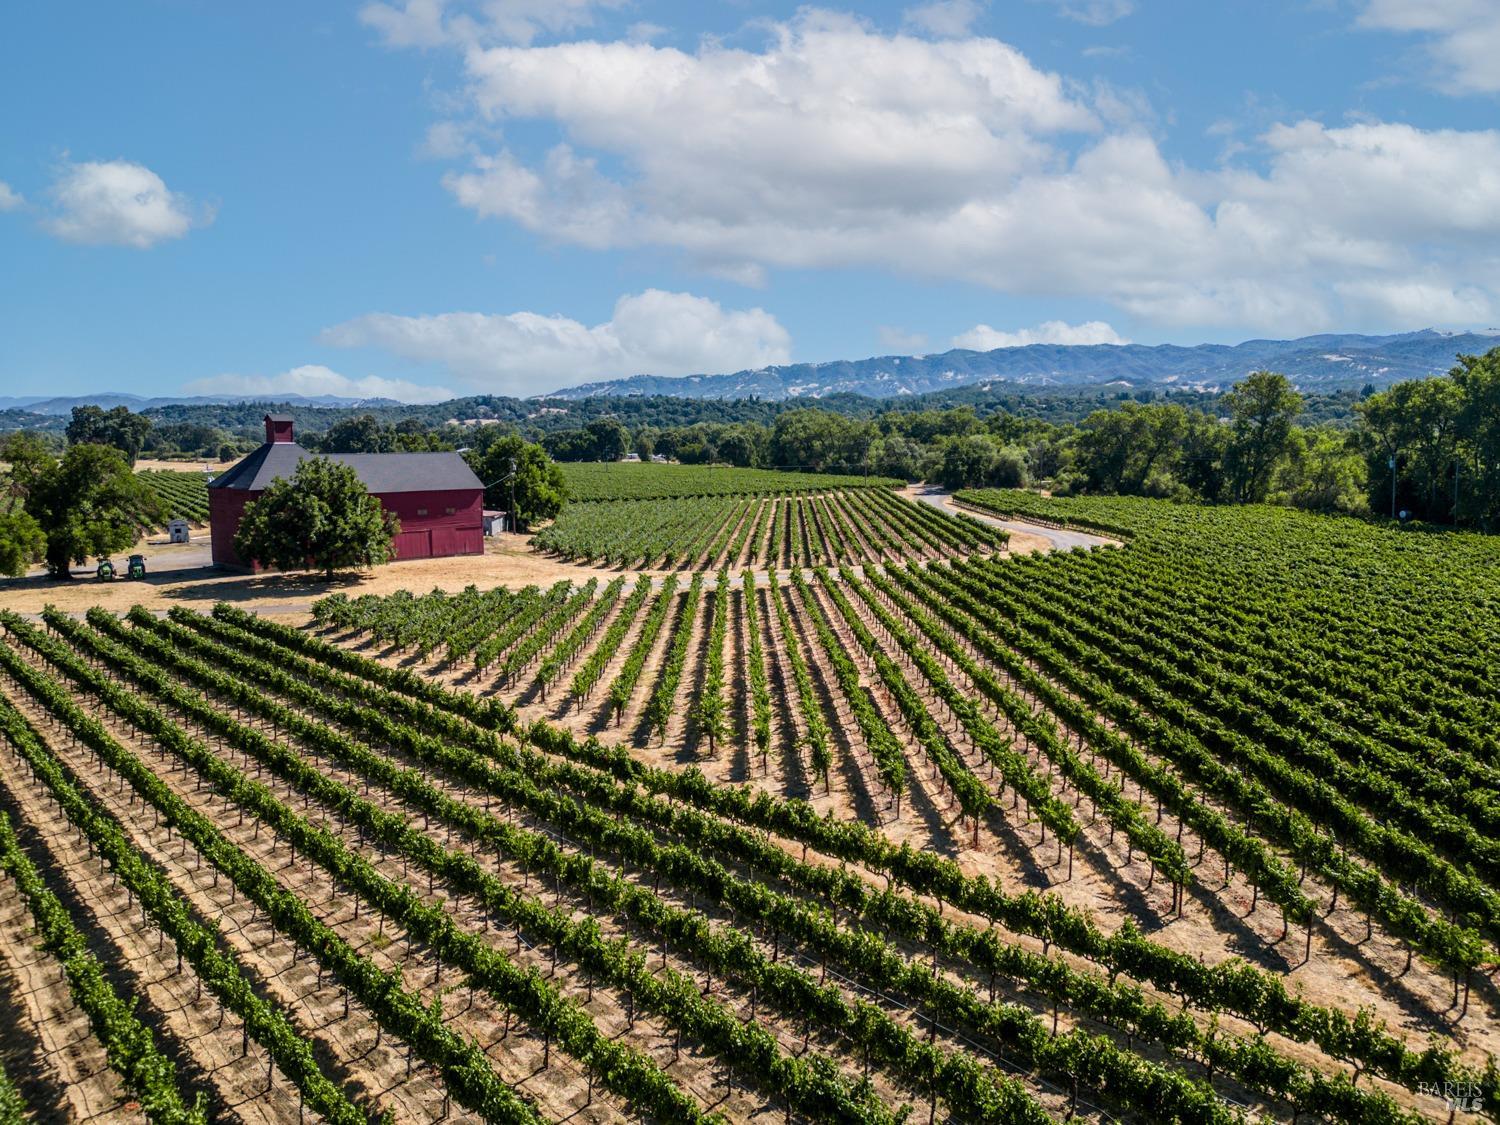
[483,457,521,533]
[1388,454,1397,520]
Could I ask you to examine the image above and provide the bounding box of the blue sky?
[3,0,1498,402]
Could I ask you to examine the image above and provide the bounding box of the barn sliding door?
[394,529,432,559]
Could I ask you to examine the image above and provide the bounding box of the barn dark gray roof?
[329,452,483,493]
[207,442,307,491]
[209,442,482,494]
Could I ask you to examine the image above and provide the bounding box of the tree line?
[4,347,1495,581]
[61,404,254,462]
[536,347,1500,527]
[0,381,1376,449]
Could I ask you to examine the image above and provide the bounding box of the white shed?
[168,519,191,544]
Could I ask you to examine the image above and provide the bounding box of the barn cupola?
[264,413,295,443]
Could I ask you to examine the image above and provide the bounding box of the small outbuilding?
[208,414,486,569]
[482,510,511,536]
[167,519,191,544]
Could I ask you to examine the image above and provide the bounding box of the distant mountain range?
[0,392,400,416]
[545,329,1500,402]
[8,330,1497,414]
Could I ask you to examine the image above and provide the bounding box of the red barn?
[209,414,486,569]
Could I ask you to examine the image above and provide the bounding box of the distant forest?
[6,348,1497,529]
[0,381,1369,445]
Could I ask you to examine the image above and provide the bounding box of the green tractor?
[95,557,116,581]
[127,554,146,580]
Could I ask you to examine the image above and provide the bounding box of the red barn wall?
[377,488,485,560]
[212,486,483,569]
[209,488,254,568]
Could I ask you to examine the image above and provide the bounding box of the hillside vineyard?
[0,494,1496,1123]
[136,469,211,525]
[532,488,1008,569]
[554,463,904,501]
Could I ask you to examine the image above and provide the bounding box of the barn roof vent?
[264,414,294,443]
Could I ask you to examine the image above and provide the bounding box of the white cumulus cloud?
[184,365,455,404]
[903,0,984,38]
[44,160,206,248]
[387,9,1500,333]
[320,290,793,395]
[877,326,930,353]
[1358,0,1500,95]
[1333,280,1495,326]
[361,0,622,48]
[952,320,1128,349]
[418,120,475,159]
[446,10,1096,279]
[0,182,22,211]
[1043,0,1134,26]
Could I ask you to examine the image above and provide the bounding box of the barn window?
[445,506,456,515]
[416,507,428,517]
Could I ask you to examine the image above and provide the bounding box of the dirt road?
[0,535,624,617]
[905,485,1119,551]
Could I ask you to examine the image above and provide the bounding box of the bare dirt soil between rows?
[317,562,1494,1123]
[0,537,630,617]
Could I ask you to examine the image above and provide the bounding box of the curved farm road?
[903,485,1120,553]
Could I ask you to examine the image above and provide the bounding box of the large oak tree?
[234,457,397,578]
[465,434,565,531]
[16,442,162,577]
[1224,371,1303,504]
